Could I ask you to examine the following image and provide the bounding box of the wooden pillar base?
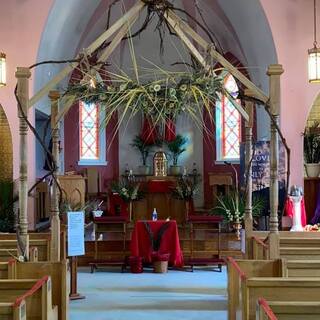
[51,215,61,262]
[244,216,253,259]
[17,233,29,261]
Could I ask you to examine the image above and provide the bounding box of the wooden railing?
[257,298,278,320]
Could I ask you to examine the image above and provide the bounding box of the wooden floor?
[78,225,242,266]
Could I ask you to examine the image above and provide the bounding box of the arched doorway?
[0,104,13,181]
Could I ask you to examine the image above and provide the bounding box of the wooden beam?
[98,9,141,63]
[164,11,249,122]
[28,0,145,108]
[167,9,269,104]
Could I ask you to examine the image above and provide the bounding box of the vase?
[128,201,133,222]
[170,165,181,175]
[233,221,242,240]
[305,163,320,177]
[138,165,151,175]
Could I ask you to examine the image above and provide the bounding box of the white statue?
[289,185,304,232]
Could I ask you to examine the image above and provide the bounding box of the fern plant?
[131,135,153,166]
[166,134,187,166]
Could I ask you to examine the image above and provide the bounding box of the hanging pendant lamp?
[308,0,320,83]
[0,52,6,87]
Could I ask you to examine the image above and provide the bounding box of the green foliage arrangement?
[211,191,265,223]
[166,134,188,165]
[131,135,153,166]
[303,122,320,163]
[65,68,225,130]
[111,179,144,203]
[171,176,199,200]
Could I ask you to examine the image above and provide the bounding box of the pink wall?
[261,0,320,187]
[0,0,54,228]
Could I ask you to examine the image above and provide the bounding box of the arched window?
[78,101,107,165]
[215,74,241,161]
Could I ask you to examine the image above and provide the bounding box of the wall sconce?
[0,52,6,87]
[308,0,320,83]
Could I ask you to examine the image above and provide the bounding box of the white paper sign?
[67,211,85,257]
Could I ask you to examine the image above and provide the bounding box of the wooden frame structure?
[15,0,284,261]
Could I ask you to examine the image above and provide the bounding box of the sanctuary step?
[78,231,242,266]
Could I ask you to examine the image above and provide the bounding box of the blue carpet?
[69,267,227,320]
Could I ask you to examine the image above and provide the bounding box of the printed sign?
[240,141,286,191]
[67,211,85,256]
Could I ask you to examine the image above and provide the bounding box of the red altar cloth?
[130,220,184,267]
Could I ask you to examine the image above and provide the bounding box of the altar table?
[130,220,184,268]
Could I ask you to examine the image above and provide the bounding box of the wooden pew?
[15,261,68,320]
[227,257,283,320]
[283,260,320,277]
[257,299,320,320]
[0,301,26,320]
[243,277,320,320]
[0,229,67,261]
[0,260,16,279]
[227,257,320,319]
[0,276,58,320]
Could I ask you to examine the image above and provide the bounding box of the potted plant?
[131,135,153,175]
[166,134,187,175]
[303,122,320,177]
[111,179,144,221]
[171,176,200,222]
[211,191,265,238]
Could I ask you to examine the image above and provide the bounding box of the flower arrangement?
[111,179,144,203]
[171,176,199,200]
[211,191,265,223]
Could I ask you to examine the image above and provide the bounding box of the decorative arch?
[0,104,13,182]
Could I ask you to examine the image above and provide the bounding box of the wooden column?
[244,89,254,257]
[266,64,284,259]
[49,91,61,262]
[15,67,31,260]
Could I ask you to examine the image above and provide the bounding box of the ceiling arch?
[34,0,277,139]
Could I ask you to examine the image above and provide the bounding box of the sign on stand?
[67,211,85,256]
[67,211,86,300]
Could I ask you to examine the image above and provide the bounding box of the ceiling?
[34,0,277,139]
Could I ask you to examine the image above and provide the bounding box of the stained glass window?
[79,101,100,160]
[216,74,241,160]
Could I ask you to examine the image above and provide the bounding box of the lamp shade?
[308,46,320,83]
[0,53,6,87]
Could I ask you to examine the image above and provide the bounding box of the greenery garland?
[64,69,225,128]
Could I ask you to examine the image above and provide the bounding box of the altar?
[131,176,187,224]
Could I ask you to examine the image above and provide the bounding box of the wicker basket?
[153,260,168,273]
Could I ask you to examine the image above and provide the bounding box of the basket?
[129,256,143,273]
[153,260,168,273]
[152,252,170,273]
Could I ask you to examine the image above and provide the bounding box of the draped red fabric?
[140,117,157,145]
[284,196,307,227]
[108,193,129,217]
[130,220,184,267]
[164,118,176,142]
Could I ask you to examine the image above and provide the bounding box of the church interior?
[1,0,320,319]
